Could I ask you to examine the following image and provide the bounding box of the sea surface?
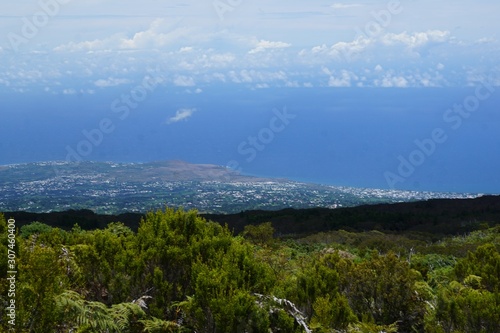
[2,86,499,194]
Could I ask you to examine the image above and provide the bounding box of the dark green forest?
[1,209,499,332]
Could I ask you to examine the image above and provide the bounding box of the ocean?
[2,86,499,194]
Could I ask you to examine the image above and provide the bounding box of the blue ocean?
[2,86,499,194]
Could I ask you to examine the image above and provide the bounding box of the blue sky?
[1,1,500,194]
[1,0,499,93]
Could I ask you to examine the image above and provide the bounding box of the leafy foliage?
[19,221,53,238]
[1,209,499,332]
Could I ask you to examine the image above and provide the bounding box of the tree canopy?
[1,210,499,332]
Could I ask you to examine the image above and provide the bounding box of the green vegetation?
[1,209,499,332]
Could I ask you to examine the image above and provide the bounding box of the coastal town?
[0,161,478,214]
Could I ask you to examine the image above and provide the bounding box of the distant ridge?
[208,194,500,236]
[4,195,500,238]
[107,160,269,182]
[42,160,263,182]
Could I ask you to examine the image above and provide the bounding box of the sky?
[1,1,499,194]
[1,0,499,93]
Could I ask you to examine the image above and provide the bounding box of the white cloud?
[227,69,288,84]
[249,39,291,54]
[381,30,450,50]
[240,70,253,83]
[167,108,196,124]
[330,3,363,10]
[180,52,236,70]
[311,44,328,53]
[302,30,452,64]
[94,77,133,88]
[322,67,333,76]
[375,74,409,88]
[211,72,226,82]
[329,36,373,60]
[392,76,409,88]
[228,71,241,83]
[54,37,116,52]
[475,37,496,44]
[327,70,357,87]
[119,19,192,49]
[3,11,496,91]
[207,53,236,67]
[173,75,195,87]
[54,18,192,52]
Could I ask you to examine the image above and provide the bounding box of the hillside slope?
[5,195,500,238]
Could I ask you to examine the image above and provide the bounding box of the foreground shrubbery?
[1,210,499,332]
